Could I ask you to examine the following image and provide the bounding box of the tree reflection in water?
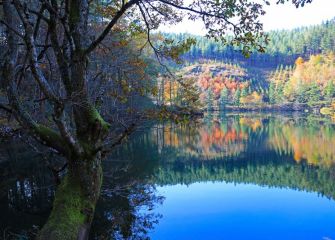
[90,162,164,240]
[2,113,335,239]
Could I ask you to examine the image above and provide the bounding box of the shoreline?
[209,103,323,113]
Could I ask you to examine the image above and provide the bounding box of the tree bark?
[37,153,103,240]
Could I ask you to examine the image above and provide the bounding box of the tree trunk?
[37,154,103,240]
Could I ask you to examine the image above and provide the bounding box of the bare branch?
[100,123,136,157]
[1,0,71,157]
[13,0,61,104]
[0,19,24,39]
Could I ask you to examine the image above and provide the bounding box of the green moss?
[33,124,71,156]
[37,176,94,240]
[79,140,95,157]
[88,107,111,133]
[34,124,63,143]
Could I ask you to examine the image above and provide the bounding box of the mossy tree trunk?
[36,102,110,239]
[37,153,103,240]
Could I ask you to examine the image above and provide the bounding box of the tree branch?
[1,0,71,157]
[84,0,140,55]
[13,0,61,104]
[156,0,236,29]
[100,123,136,157]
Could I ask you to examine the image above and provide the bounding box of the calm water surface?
[1,113,335,239]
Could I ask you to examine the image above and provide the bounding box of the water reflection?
[1,114,335,239]
[268,116,335,166]
[152,182,335,240]
[91,163,164,240]
[0,140,54,239]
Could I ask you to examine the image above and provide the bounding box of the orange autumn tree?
[269,53,335,105]
[190,62,253,108]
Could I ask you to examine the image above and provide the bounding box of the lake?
[1,113,335,239]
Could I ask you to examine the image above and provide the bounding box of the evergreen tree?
[295,82,307,103]
[220,87,229,110]
[206,89,214,110]
[324,80,335,101]
[234,89,241,106]
[269,81,276,104]
[306,83,321,105]
[241,87,248,98]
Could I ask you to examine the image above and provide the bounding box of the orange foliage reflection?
[152,116,265,159]
[268,121,335,167]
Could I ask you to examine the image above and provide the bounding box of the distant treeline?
[163,18,335,66]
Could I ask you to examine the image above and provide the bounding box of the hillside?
[167,53,335,113]
[176,61,265,109]
[164,18,335,67]
[162,19,335,113]
[180,62,248,80]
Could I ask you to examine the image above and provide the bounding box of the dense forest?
[164,18,335,66]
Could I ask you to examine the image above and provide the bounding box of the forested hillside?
[158,54,335,111]
[165,18,335,67]
[160,19,335,113]
[181,62,265,109]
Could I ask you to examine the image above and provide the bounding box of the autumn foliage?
[269,53,335,105]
